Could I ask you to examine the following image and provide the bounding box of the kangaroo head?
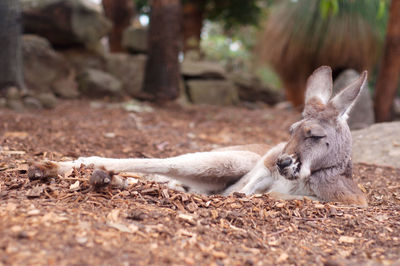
[277,66,367,180]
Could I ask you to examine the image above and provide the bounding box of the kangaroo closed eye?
[307,135,325,140]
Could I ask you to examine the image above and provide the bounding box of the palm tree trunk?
[102,0,135,52]
[183,0,204,53]
[0,0,25,94]
[142,0,182,101]
[374,0,400,122]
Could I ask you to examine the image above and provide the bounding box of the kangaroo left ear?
[329,71,368,120]
[305,66,333,106]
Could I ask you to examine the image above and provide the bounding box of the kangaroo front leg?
[223,143,286,195]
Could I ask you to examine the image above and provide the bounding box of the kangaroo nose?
[277,157,292,170]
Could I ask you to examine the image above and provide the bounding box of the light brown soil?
[1,100,399,265]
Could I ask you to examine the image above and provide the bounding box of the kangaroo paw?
[28,161,59,181]
[90,169,112,189]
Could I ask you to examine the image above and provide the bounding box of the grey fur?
[28,66,368,206]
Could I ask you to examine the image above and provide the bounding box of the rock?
[352,122,400,168]
[121,100,154,113]
[62,49,106,74]
[7,99,25,112]
[22,0,111,48]
[78,68,123,98]
[52,72,80,98]
[184,50,201,61]
[230,72,283,105]
[22,35,79,98]
[23,97,43,109]
[26,185,44,198]
[36,93,58,109]
[394,97,400,120]
[104,53,147,96]
[5,87,21,100]
[0,98,6,108]
[187,80,239,106]
[333,69,374,130]
[122,26,148,54]
[181,61,226,79]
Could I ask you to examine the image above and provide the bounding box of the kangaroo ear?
[330,71,368,119]
[305,66,333,105]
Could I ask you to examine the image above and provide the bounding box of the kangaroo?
[28,66,368,206]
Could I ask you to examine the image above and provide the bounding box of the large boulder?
[187,80,239,106]
[62,48,107,74]
[22,35,79,98]
[333,69,374,130]
[77,68,122,98]
[181,60,227,79]
[104,53,147,96]
[352,122,400,168]
[230,72,283,105]
[22,0,111,48]
[122,26,148,54]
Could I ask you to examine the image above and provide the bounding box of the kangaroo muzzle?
[276,154,301,180]
[277,157,292,170]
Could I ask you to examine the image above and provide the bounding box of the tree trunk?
[284,78,307,109]
[0,0,25,94]
[142,0,181,101]
[102,0,134,52]
[374,0,400,122]
[183,0,204,53]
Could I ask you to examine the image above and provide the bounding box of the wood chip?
[277,252,289,263]
[107,221,132,233]
[339,236,356,244]
[177,213,196,225]
[69,181,80,190]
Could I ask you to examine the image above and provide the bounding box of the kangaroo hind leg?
[28,151,261,193]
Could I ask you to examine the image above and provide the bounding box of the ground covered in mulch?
[0,100,399,265]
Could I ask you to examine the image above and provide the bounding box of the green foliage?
[317,0,389,37]
[205,0,266,30]
[319,0,339,18]
[201,23,252,69]
[134,0,150,14]
[255,66,282,90]
[133,0,271,29]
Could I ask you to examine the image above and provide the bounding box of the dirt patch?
[1,100,399,265]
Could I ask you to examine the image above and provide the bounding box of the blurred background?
[0,0,399,125]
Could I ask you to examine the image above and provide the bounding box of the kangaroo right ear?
[329,71,368,120]
[304,66,333,106]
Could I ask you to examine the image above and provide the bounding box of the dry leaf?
[212,251,227,259]
[26,186,44,198]
[339,236,356,244]
[69,181,80,190]
[4,131,29,139]
[1,150,26,155]
[107,221,132,233]
[107,209,120,223]
[178,213,196,225]
[103,132,116,138]
[277,252,288,263]
[64,168,74,178]
[27,209,40,216]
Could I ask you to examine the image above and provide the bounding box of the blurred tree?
[374,0,400,122]
[142,0,181,101]
[102,0,135,52]
[257,0,385,107]
[182,0,205,53]
[136,0,266,54]
[183,0,266,54]
[0,0,25,95]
